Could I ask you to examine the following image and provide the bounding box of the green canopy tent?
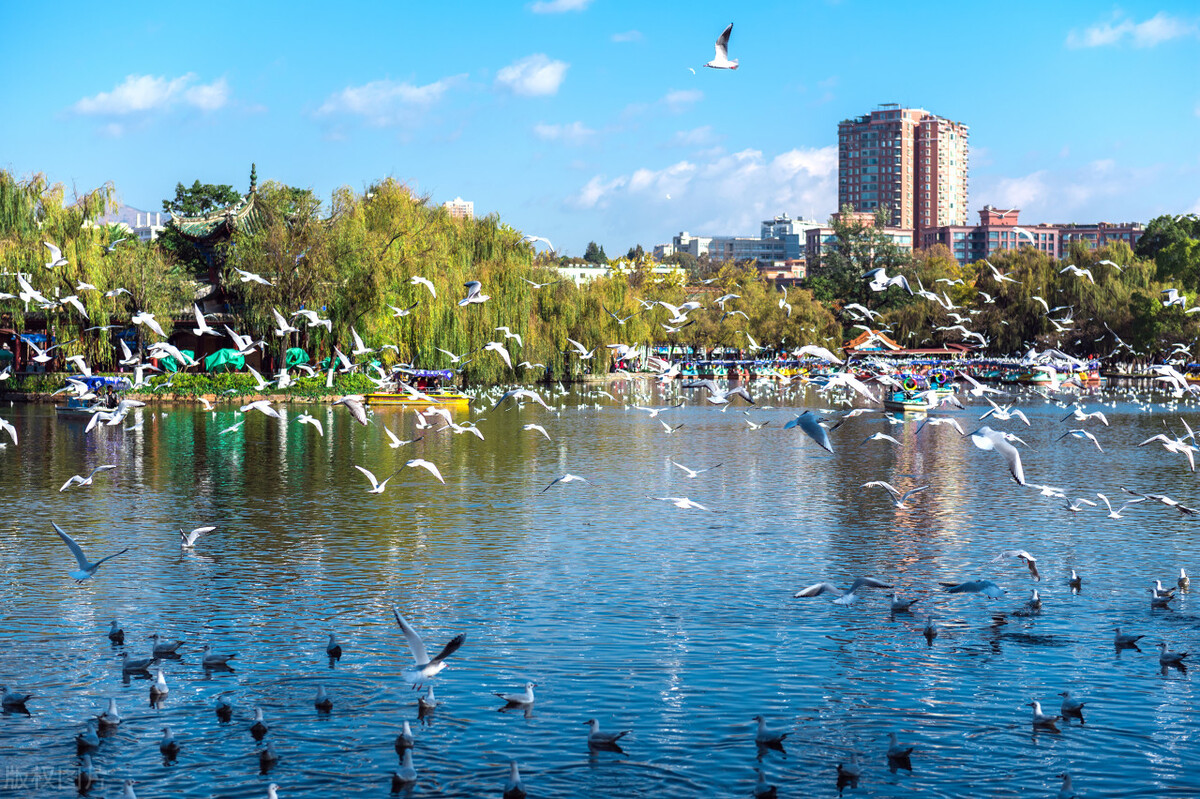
[205,348,245,373]
[285,348,309,368]
[160,349,195,373]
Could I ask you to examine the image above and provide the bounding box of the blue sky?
[2,1,1197,256]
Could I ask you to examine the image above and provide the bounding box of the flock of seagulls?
[5,237,1200,796]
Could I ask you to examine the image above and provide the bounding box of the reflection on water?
[1,387,1199,797]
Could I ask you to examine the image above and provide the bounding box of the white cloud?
[1067,11,1197,48]
[73,73,229,115]
[569,146,837,236]
[530,0,591,12]
[663,89,703,112]
[611,30,643,43]
[184,78,230,111]
[533,121,595,143]
[317,76,464,125]
[496,54,569,97]
[974,160,1162,218]
[987,171,1050,209]
[669,126,717,147]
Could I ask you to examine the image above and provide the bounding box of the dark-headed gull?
[585,718,630,749]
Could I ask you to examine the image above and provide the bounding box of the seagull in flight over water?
[59,464,116,492]
[52,522,129,582]
[392,607,466,688]
[793,576,892,604]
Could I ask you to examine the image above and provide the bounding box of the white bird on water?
[391,607,466,687]
[585,718,630,748]
[1028,700,1060,729]
[296,412,324,436]
[794,576,892,604]
[52,522,128,582]
[753,715,789,746]
[495,682,536,707]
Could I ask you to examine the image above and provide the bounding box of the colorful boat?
[883,388,938,413]
[365,368,471,407]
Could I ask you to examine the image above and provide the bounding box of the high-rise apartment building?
[838,104,969,239]
[443,196,474,220]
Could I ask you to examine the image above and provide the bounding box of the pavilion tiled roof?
[170,194,263,241]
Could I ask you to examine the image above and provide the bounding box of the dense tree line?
[4,169,1199,381]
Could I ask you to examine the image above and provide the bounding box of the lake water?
[1,382,1198,798]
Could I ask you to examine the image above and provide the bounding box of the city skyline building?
[838,104,969,240]
[442,196,474,220]
[921,205,1144,266]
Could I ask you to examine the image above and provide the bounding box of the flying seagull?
[458,280,490,306]
[410,275,437,297]
[862,481,929,509]
[542,473,586,493]
[784,411,834,453]
[52,522,129,582]
[703,22,739,70]
[991,549,1040,581]
[391,607,466,687]
[793,576,892,604]
[59,464,117,492]
[180,526,216,548]
[968,426,1025,485]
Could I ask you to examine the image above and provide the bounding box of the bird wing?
[900,485,930,503]
[392,608,431,664]
[795,413,834,453]
[848,576,892,591]
[794,582,840,597]
[714,22,733,57]
[430,633,466,664]
[409,459,445,483]
[354,465,380,488]
[88,464,117,479]
[52,522,91,569]
[863,480,901,498]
